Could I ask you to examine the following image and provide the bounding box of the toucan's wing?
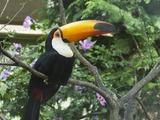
[28,51,58,96]
[41,55,74,103]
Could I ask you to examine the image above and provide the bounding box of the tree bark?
[110,103,119,120]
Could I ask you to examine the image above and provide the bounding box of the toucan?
[22,20,115,120]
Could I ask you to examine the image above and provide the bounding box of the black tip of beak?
[94,23,116,33]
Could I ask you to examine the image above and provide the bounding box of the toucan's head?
[46,20,115,57]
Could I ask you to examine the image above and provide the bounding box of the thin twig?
[0,1,27,31]
[0,0,10,20]
[0,63,18,66]
[131,34,143,57]
[135,97,151,120]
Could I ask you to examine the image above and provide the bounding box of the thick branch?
[68,78,114,106]
[0,44,48,81]
[124,98,133,120]
[118,62,160,107]
[58,0,66,25]
[70,43,108,92]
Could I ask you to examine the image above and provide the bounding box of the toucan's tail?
[22,96,41,120]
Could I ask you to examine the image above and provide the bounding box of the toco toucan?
[22,20,115,120]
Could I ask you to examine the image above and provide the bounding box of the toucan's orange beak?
[59,20,115,42]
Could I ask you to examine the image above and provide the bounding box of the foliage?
[1,0,160,119]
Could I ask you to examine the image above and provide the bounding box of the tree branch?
[58,0,66,25]
[0,44,48,82]
[124,98,133,120]
[69,43,110,92]
[68,78,114,105]
[131,34,143,57]
[118,62,160,107]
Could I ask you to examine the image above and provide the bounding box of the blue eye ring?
[55,32,60,37]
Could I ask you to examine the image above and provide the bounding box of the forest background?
[0,0,160,120]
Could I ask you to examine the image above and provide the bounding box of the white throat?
[52,38,73,58]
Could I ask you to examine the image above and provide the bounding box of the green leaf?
[144,0,151,4]
[0,82,8,96]
[126,77,134,86]
[8,30,16,38]
[147,82,157,89]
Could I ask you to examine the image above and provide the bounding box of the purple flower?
[79,39,93,51]
[1,70,13,80]
[30,58,38,67]
[53,117,63,120]
[96,93,107,106]
[74,85,85,92]
[13,43,22,52]
[23,16,34,29]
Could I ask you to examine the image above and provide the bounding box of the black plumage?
[22,28,74,120]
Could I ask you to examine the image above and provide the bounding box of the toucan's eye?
[55,32,60,37]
